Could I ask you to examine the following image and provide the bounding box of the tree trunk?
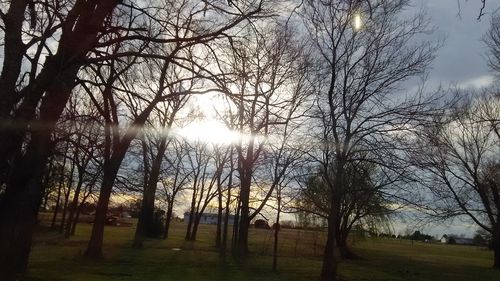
[133,138,167,247]
[336,228,356,259]
[59,160,75,233]
[222,162,233,255]
[185,190,197,240]
[51,153,68,229]
[71,189,92,236]
[235,171,251,257]
[0,157,46,280]
[272,196,281,272]
[493,225,500,269]
[64,174,84,238]
[84,156,123,259]
[84,177,113,258]
[40,158,54,213]
[232,199,241,252]
[222,187,231,255]
[50,178,63,229]
[215,183,223,248]
[190,214,202,241]
[163,203,174,239]
[0,2,119,276]
[0,81,72,278]
[320,212,338,281]
[133,186,155,247]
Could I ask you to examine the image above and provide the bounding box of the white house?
[440,234,475,245]
[440,235,448,243]
[184,212,235,225]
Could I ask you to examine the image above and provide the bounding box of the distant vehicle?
[105,215,132,227]
[105,216,120,226]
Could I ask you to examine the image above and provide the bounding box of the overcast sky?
[395,0,500,237]
[416,0,499,90]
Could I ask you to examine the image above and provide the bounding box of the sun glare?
[177,119,242,145]
[353,13,362,31]
[174,91,262,145]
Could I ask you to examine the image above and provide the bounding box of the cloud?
[410,0,499,90]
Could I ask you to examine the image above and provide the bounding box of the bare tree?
[0,0,265,276]
[410,91,500,268]
[300,1,439,280]
[133,87,189,248]
[160,139,192,239]
[208,20,310,257]
[0,2,120,276]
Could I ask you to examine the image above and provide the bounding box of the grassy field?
[22,219,500,281]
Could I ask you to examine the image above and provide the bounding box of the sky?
[177,0,500,238]
[395,0,499,237]
[110,0,500,238]
[415,0,498,90]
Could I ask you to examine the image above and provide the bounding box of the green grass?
[21,220,500,281]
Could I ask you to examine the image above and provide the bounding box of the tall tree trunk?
[0,0,30,187]
[59,160,75,233]
[336,231,349,259]
[0,156,46,280]
[0,2,119,277]
[0,67,76,278]
[272,195,281,271]
[235,171,251,257]
[320,210,338,281]
[40,158,54,213]
[50,177,63,229]
[71,191,91,236]
[134,137,167,247]
[185,190,197,240]
[222,156,233,255]
[133,185,155,247]
[84,155,123,259]
[163,202,174,239]
[64,174,84,238]
[190,214,202,241]
[51,150,69,229]
[232,199,241,252]
[215,180,223,248]
[493,224,500,269]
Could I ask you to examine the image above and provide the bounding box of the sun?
[174,92,247,145]
[178,119,242,145]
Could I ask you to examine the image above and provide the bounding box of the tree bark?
[0,64,77,278]
[215,180,223,248]
[59,160,76,233]
[235,170,251,257]
[0,155,46,280]
[493,224,500,269]
[272,195,281,271]
[133,137,168,247]
[185,188,197,240]
[50,175,63,229]
[190,214,202,241]
[336,228,357,259]
[320,211,338,281]
[0,2,120,277]
[84,154,123,259]
[163,203,174,239]
[221,155,234,255]
[64,173,84,238]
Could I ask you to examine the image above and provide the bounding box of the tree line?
[0,1,498,281]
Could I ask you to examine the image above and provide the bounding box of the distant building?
[184,212,235,225]
[440,235,448,243]
[454,238,474,245]
[440,234,474,245]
